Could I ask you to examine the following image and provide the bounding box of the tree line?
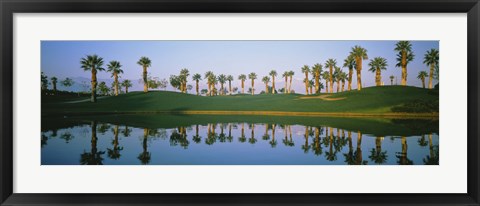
[41,41,439,102]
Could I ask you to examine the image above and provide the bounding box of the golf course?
[42,85,439,117]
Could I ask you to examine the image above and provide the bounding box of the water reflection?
[41,115,439,165]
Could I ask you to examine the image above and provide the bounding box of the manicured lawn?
[42,86,439,116]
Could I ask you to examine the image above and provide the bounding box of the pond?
[41,114,439,165]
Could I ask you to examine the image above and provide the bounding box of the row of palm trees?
[77,41,439,102]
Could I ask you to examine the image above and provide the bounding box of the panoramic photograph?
[41,40,439,165]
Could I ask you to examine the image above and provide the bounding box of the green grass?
[42,86,439,116]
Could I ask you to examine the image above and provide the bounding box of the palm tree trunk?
[272,76,275,94]
[241,80,244,94]
[91,68,97,102]
[125,86,128,93]
[289,77,293,93]
[143,67,148,93]
[251,80,254,95]
[310,86,313,94]
[342,82,345,92]
[428,64,435,89]
[207,82,211,96]
[422,78,426,88]
[329,66,333,93]
[284,77,288,94]
[304,73,309,95]
[229,81,232,95]
[401,51,407,86]
[375,69,381,86]
[356,67,362,91]
[325,80,328,93]
[114,73,119,96]
[196,80,199,95]
[220,84,224,95]
[315,73,319,94]
[336,82,339,93]
[348,69,353,91]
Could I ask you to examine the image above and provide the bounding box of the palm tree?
[394,41,414,86]
[301,65,310,95]
[350,46,368,91]
[338,71,348,92]
[282,71,289,94]
[210,74,218,96]
[41,72,48,92]
[205,71,214,96]
[238,74,247,94]
[121,79,132,93]
[248,72,257,95]
[262,76,270,94]
[217,74,227,95]
[179,68,190,93]
[311,63,323,94]
[424,48,439,89]
[269,70,277,94]
[389,75,395,85]
[106,61,124,96]
[137,57,151,93]
[50,77,58,94]
[325,59,337,93]
[192,73,202,95]
[343,55,356,91]
[417,71,429,88]
[288,71,295,93]
[333,66,342,92]
[368,57,388,86]
[308,79,314,94]
[80,54,105,102]
[322,71,330,93]
[227,75,234,95]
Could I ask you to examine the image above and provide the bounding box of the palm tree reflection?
[192,125,202,144]
[325,127,337,161]
[262,124,270,141]
[248,123,257,144]
[423,133,439,165]
[238,123,246,143]
[80,121,105,165]
[311,126,323,156]
[138,128,151,165]
[121,125,132,137]
[302,126,310,153]
[269,124,277,148]
[368,136,388,164]
[107,125,123,160]
[396,136,413,165]
[282,125,294,147]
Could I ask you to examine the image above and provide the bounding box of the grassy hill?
[42,86,439,117]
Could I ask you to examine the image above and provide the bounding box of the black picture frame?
[1,0,479,205]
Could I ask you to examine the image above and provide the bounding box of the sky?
[41,40,439,94]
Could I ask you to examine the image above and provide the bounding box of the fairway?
[42,86,439,117]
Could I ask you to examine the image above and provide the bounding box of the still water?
[41,114,439,165]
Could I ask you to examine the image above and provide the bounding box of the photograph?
[40,40,439,165]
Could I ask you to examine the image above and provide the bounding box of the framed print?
[1,0,479,205]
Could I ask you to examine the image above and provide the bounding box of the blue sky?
[41,40,438,94]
